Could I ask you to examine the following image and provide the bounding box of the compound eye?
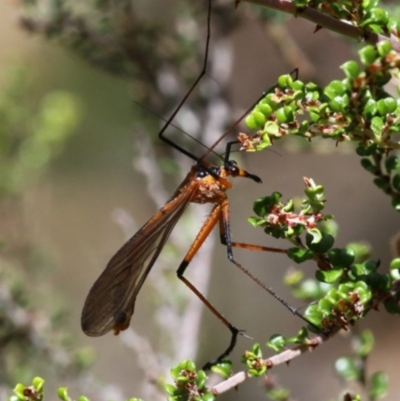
[210,166,220,176]
[197,169,208,179]
[227,160,239,174]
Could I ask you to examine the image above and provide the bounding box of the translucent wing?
[81,176,197,336]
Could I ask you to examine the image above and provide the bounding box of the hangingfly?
[82,156,262,337]
[81,0,295,367]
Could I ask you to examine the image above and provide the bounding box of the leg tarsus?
[202,325,239,371]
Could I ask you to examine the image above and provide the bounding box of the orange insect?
[81,0,294,367]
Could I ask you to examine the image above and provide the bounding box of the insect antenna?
[131,99,222,160]
[201,67,299,160]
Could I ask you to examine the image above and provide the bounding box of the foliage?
[242,41,400,208]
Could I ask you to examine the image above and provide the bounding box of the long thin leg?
[219,209,287,253]
[218,214,288,254]
[176,203,240,370]
[158,0,212,162]
[218,197,312,324]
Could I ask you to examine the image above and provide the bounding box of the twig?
[241,0,400,53]
[211,331,333,395]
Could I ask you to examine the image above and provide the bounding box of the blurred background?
[1,0,400,400]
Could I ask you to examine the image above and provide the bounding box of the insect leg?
[177,203,241,370]
[219,197,313,324]
[158,0,212,162]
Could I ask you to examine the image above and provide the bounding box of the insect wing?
[81,178,197,336]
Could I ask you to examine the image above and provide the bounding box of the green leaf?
[328,247,355,268]
[324,80,346,99]
[390,258,400,279]
[165,384,177,396]
[57,388,72,401]
[335,357,360,381]
[385,155,400,172]
[363,98,377,118]
[284,268,304,286]
[369,372,388,399]
[304,304,323,327]
[370,8,389,26]
[196,369,207,389]
[306,232,334,254]
[347,241,371,262]
[211,359,232,378]
[264,121,280,135]
[366,272,392,292]
[376,98,397,115]
[293,278,326,300]
[319,220,338,238]
[384,297,400,314]
[304,183,324,200]
[253,111,267,127]
[13,384,26,401]
[278,73,294,88]
[293,80,304,91]
[282,198,294,212]
[248,216,263,227]
[287,327,309,344]
[330,95,349,112]
[266,388,290,401]
[373,177,390,191]
[287,247,314,263]
[318,297,337,315]
[250,343,263,358]
[359,45,378,66]
[376,40,393,57]
[253,193,281,216]
[32,377,45,393]
[305,228,321,244]
[390,258,400,270]
[370,116,384,136]
[358,287,373,305]
[292,0,310,7]
[242,344,267,377]
[276,106,294,124]
[338,281,355,292]
[352,329,374,357]
[245,112,263,130]
[362,0,379,11]
[356,143,377,156]
[351,260,378,277]
[170,359,196,381]
[254,140,271,151]
[392,173,400,191]
[360,158,378,174]
[341,61,360,79]
[298,119,310,134]
[392,194,400,211]
[257,102,273,117]
[202,393,216,401]
[267,334,287,352]
[315,268,344,284]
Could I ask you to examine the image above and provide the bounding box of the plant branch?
[211,330,336,395]
[240,0,400,53]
